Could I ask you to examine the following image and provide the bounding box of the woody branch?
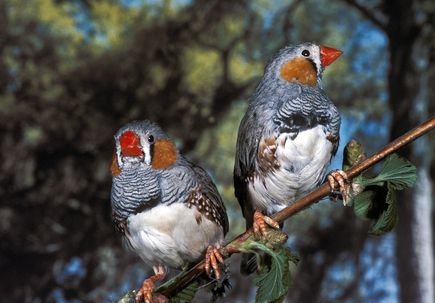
[155,116,435,298]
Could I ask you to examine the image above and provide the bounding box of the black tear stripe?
[307,58,318,75]
[150,143,154,162]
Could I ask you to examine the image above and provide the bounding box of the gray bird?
[234,43,347,273]
[111,120,229,303]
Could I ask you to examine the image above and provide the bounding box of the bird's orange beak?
[120,130,143,157]
[320,45,342,67]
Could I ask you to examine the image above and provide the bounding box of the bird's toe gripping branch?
[327,170,349,206]
[204,245,226,280]
[136,265,168,303]
[253,209,280,237]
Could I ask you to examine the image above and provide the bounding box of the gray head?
[111,120,178,175]
[263,42,342,87]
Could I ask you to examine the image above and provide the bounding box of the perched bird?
[110,120,229,303]
[233,43,346,272]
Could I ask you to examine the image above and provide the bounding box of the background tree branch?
[341,0,387,31]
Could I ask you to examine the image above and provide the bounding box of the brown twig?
[158,116,435,298]
[341,0,387,32]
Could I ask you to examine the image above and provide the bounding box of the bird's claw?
[327,170,349,206]
[204,245,225,280]
[253,209,280,237]
[135,265,168,303]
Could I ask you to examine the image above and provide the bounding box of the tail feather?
[200,263,231,302]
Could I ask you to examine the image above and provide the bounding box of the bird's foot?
[135,265,168,303]
[205,245,226,280]
[327,170,349,206]
[253,209,280,238]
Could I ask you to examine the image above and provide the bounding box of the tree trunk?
[385,1,434,302]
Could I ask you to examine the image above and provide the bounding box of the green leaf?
[169,281,199,303]
[342,139,365,171]
[262,228,289,249]
[369,183,398,235]
[352,183,398,235]
[351,154,416,235]
[249,242,299,303]
[352,189,376,220]
[117,290,135,303]
[359,154,417,190]
[234,229,288,253]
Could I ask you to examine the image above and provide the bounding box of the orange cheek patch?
[151,139,177,169]
[280,57,317,86]
[111,153,121,176]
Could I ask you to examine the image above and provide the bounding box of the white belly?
[125,203,224,269]
[249,125,334,214]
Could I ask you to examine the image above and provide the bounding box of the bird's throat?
[280,58,317,86]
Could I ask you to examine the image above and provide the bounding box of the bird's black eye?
[302,50,310,57]
[148,135,154,143]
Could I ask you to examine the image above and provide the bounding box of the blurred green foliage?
[0,0,432,302]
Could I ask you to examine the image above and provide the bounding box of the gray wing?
[233,82,301,222]
[161,159,229,235]
[233,107,264,224]
[190,162,229,235]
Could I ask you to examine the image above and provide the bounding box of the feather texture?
[234,42,341,228]
[111,120,228,272]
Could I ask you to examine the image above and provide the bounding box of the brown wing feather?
[188,162,229,235]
